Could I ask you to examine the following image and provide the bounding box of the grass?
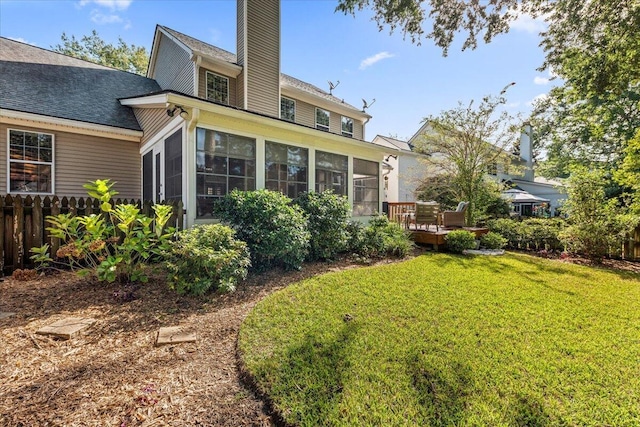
[239,253,640,426]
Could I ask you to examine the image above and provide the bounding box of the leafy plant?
[215,189,310,271]
[30,179,175,283]
[165,224,250,295]
[480,232,507,250]
[445,230,476,253]
[352,215,414,259]
[294,191,350,261]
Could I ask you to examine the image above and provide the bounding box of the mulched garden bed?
[1,247,635,426]
[0,253,418,427]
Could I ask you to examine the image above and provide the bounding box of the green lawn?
[239,253,640,426]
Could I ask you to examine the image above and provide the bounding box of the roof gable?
[153,25,365,116]
[0,37,161,131]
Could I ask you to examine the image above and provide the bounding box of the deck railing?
[386,202,416,226]
[1,195,184,274]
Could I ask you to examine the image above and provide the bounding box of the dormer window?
[281,97,295,122]
[316,108,330,132]
[341,116,354,138]
[206,71,229,105]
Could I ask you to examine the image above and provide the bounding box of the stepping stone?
[156,326,196,346]
[36,317,95,339]
[0,312,16,320]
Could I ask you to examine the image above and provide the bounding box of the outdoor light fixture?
[166,105,188,118]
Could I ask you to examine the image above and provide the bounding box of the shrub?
[480,232,507,249]
[215,189,310,270]
[445,230,477,253]
[487,218,520,248]
[356,215,414,259]
[345,220,366,254]
[30,179,175,283]
[165,224,250,295]
[294,191,350,261]
[488,218,566,251]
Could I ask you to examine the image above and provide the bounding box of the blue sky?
[0,0,556,141]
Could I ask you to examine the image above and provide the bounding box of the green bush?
[480,232,507,249]
[215,189,310,270]
[357,215,414,258]
[165,224,250,295]
[294,191,350,261]
[345,220,366,253]
[445,230,477,253]
[488,218,566,251]
[30,179,174,283]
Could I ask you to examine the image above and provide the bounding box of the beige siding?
[237,70,246,109]
[134,108,173,145]
[283,98,364,140]
[153,33,194,95]
[238,0,280,117]
[295,99,315,128]
[0,124,140,198]
[198,67,238,107]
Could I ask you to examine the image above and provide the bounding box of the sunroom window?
[316,151,348,196]
[353,158,379,216]
[196,128,256,218]
[265,141,308,198]
[8,129,53,194]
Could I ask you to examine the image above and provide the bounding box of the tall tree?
[336,0,640,98]
[52,30,149,76]
[413,90,518,224]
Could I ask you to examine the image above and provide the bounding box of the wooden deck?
[409,225,489,250]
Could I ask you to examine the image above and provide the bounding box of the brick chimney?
[237,0,281,117]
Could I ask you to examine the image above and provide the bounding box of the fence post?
[13,195,24,270]
[32,195,43,250]
[50,196,61,256]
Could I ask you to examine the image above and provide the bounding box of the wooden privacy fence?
[624,225,640,260]
[1,195,184,274]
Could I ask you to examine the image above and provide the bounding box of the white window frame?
[341,116,354,138]
[7,128,55,195]
[206,71,229,105]
[315,107,330,132]
[280,96,296,122]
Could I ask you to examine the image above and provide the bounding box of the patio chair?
[414,201,440,231]
[442,201,469,228]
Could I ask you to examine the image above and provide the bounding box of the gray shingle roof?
[0,37,161,131]
[158,26,363,114]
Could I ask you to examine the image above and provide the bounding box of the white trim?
[6,127,55,195]
[1,109,142,142]
[315,107,330,132]
[123,92,385,156]
[120,93,169,108]
[280,96,296,122]
[197,55,243,78]
[205,71,230,105]
[139,116,184,156]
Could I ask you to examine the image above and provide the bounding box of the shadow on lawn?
[269,321,359,425]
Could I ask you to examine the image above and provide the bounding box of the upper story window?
[8,129,54,194]
[206,71,229,105]
[341,116,354,138]
[265,141,308,199]
[315,108,330,132]
[281,97,295,122]
[196,128,256,218]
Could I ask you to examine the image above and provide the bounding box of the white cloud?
[506,101,521,108]
[79,0,132,11]
[533,76,550,85]
[90,9,123,24]
[359,51,394,70]
[8,37,37,46]
[510,12,547,34]
[527,93,549,107]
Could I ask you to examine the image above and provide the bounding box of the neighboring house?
[0,0,386,227]
[381,121,565,214]
[371,135,427,202]
[497,124,566,216]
